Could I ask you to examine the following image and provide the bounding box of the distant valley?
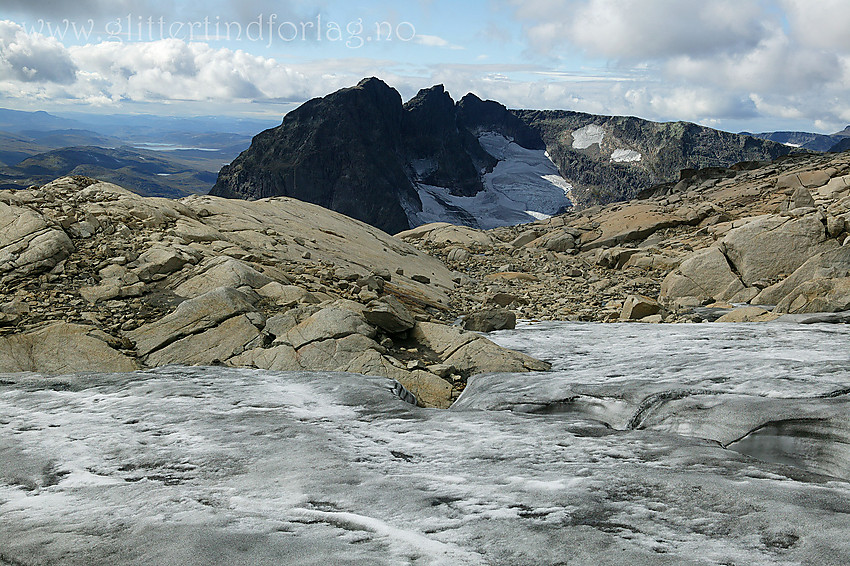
[0,108,277,198]
[744,126,850,152]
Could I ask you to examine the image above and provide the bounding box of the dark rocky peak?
[403,84,457,139]
[458,93,545,150]
[211,76,416,234]
[400,84,487,196]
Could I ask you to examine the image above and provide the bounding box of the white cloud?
[782,0,850,51]
[512,0,771,60]
[415,34,463,50]
[665,33,842,94]
[505,0,850,131]
[0,20,77,83]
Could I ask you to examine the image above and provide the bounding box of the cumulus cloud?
[512,0,771,60]
[504,0,850,130]
[0,20,78,84]
[782,0,850,51]
[68,39,315,104]
[666,34,842,94]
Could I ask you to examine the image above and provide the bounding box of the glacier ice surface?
[1,321,850,565]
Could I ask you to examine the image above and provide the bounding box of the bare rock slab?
[126,286,256,356]
[0,323,137,373]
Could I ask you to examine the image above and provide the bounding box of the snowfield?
[610,148,642,163]
[571,124,605,149]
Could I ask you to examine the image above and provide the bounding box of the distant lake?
[134,143,221,152]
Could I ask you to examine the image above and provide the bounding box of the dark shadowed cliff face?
[401,85,489,197]
[212,78,514,234]
[514,110,797,205]
[211,78,417,234]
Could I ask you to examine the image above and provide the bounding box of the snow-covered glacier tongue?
[2,322,850,565]
[406,132,574,230]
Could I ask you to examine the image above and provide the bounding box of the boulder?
[146,314,261,367]
[263,306,322,344]
[174,257,273,298]
[229,344,301,371]
[753,247,850,305]
[578,202,685,250]
[660,247,745,303]
[620,295,661,320]
[79,283,121,304]
[462,307,517,332]
[819,175,850,199]
[173,217,224,242]
[798,169,833,188]
[596,247,641,269]
[446,247,471,262]
[397,370,453,409]
[395,222,494,247]
[484,292,527,307]
[340,349,453,409]
[284,306,376,349]
[363,296,415,333]
[789,186,815,209]
[410,321,479,358]
[719,213,835,285]
[510,231,540,248]
[774,277,850,314]
[0,201,73,282]
[715,306,779,323]
[527,229,577,252]
[295,334,384,371]
[444,337,551,375]
[132,246,189,281]
[126,287,256,356]
[410,321,549,375]
[0,323,137,373]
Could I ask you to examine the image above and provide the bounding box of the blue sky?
[1,0,850,133]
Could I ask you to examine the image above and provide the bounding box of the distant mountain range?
[0,108,278,197]
[212,77,797,233]
[743,127,850,152]
[3,96,846,229]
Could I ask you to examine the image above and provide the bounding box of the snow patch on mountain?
[610,148,642,163]
[405,132,573,230]
[571,124,605,149]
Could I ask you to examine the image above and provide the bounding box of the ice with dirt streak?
[2,321,850,565]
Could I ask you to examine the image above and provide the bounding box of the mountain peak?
[356,76,391,91]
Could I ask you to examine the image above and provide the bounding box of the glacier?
[1,322,850,565]
[405,132,574,230]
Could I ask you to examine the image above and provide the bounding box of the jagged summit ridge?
[212,78,573,232]
[212,78,796,232]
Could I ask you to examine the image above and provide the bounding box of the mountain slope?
[516,110,796,206]
[213,78,799,232]
[212,78,573,233]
